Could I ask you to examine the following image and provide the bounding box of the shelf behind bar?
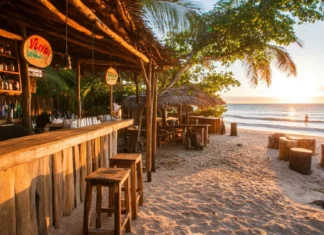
[0,53,17,60]
[0,70,20,75]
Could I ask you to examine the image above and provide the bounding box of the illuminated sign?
[105,67,118,85]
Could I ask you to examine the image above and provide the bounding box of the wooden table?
[160,124,211,147]
[189,116,221,134]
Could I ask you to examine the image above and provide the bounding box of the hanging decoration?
[22,35,52,68]
[105,67,118,85]
[63,0,72,69]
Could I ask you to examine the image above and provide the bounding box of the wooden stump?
[289,148,312,175]
[320,144,324,167]
[268,133,285,149]
[230,122,237,136]
[296,138,316,155]
[278,137,297,161]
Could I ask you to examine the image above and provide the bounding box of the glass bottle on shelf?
[0,43,4,54]
[8,80,13,90]
[0,75,3,90]
[0,60,4,70]
[8,61,15,72]
[14,80,20,90]
[1,102,6,118]
[3,76,8,90]
[5,42,11,56]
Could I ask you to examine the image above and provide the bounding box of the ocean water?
[223,104,324,136]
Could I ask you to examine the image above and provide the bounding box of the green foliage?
[194,105,227,117]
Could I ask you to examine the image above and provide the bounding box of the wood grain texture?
[79,142,87,202]
[63,148,75,216]
[0,120,133,171]
[74,145,81,206]
[52,151,64,228]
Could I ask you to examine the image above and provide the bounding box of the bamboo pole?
[152,69,157,172]
[70,0,149,63]
[76,60,81,118]
[0,28,23,40]
[37,0,104,39]
[19,26,32,134]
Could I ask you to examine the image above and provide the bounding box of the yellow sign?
[22,35,52,68]
[105,67,118,85]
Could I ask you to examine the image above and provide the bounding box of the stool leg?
[137,160,144,206]
[130,163,137,219]
[96,185,102,228]
[108,185,114,217]
[114,184,122,235]
[124,177,132,233]
[83,182,93,235]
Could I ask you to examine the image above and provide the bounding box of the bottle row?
[0,101,22,119]
[0,74,20,90]
[0,60,15,72]
[0,41,12,56]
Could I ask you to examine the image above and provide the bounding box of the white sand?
[52,128,324,234]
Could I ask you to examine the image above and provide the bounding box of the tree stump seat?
[268,133,286,149]
[289,148,312,175]
[83,168,132,235]
[320,144,324,167]
[110,153,144,220]
[278,137,298,161]
[230,122,237,136]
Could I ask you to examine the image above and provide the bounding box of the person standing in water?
[304,114,309,125]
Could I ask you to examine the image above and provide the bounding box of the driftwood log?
[230,122,237,136]
[289,148,312,175]
[320,144,324,167]
[278,137,297,161]
[268,133,286,149]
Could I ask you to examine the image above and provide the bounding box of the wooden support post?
[19,26,32,134]
[178,105,182,124]
[320,144,324,167]
[230,122,238,136]
[76,60,81,118]
[110,85,113,116]
[152,69,157,172]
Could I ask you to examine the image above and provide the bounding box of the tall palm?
[142,0,202,37]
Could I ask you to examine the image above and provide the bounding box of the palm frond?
[243,56,259,87]
[267,45,297,77]
[142,0,202,36]
[44,67,70,91]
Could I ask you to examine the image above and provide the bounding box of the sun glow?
[266,78,320,103]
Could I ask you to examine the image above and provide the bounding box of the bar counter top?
[0,119,133,171]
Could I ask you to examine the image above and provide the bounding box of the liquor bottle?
[14,80,20,90]
[4,76,8,90]
[0,43,4,54]
[2,102,6,118]
[8,61,15,72]
[16,101,22,118]
[0,75,3,90]
[5,42,11,56]
[8,80,13,90]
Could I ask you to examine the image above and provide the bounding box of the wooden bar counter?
[0,119,133,235]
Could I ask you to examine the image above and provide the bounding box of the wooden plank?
[102,135,109,167]
[112,131,118,155]
[99,137,105,167]
[87,141,93,175]
[0,120,134,171]
[0,168,16,235]
[74,145,81,206]
[79,142,87,202]
[108,133,113,160]
[36,155,52,235]
[93,139,99,170]
[63,147,75,216]
[14,161,38,235]
[52,151,64,229]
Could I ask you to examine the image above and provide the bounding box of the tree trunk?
[152,69,157,172]
[162,107,167,126]
[76,60,81,118]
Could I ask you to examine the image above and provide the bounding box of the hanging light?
[63,0,72,70]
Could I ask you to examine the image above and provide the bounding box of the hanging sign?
[105,67,118,85]
[22,35,53,68]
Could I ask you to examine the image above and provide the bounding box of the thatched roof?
[158,85,225,109]
[0,0,170,70]
[121,85,225,112]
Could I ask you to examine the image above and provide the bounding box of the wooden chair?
[109,153,144,219]
[83,168,132,235]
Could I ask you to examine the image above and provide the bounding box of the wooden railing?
[0,119,133,234]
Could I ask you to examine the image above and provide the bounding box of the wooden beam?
[36,0,104,39]
[19,26,32,134]
[78,59,139,68]
[70,0,149,63]
[0,28,23,40]
[151,69,157,172]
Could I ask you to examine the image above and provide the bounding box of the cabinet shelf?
[0,54,17,60]
[0,70,19,75]
[0,89,22,95]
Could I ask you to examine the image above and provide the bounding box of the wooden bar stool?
[109,153,144,219]
[83,168,132,235]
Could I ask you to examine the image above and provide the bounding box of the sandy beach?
[53,128,324,235]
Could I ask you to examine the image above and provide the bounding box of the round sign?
[22,35,53,68]
[105,67,118,85]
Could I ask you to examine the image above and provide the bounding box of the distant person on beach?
[304,114,309,125]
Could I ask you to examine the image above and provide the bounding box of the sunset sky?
[203,0,324,104]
